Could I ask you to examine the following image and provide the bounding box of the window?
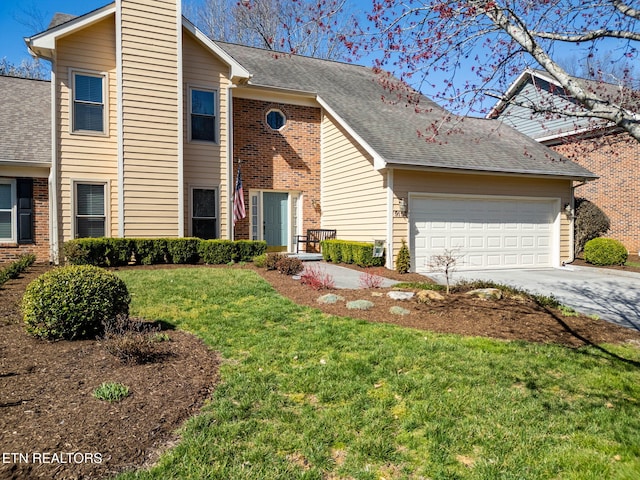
[72,72,105,133]
[192,188,217,239]
[190,88,216,142]
[0,179,33,244]
[0,181,15,242]
[75,183,106,238]
[266,109,286,130]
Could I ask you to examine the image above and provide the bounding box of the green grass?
[116,268,640,479]
[625,261,640,268]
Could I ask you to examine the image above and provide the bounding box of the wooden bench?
[295,229,337,253]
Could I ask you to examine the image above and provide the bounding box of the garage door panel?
[410,196,556,272]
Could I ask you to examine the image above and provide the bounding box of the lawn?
[116,267,640,479]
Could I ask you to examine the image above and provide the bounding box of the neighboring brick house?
[488,68,639,254]
[15,0,596,272]
[0,75,51,263]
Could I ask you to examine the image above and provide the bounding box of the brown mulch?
[571,253,640,273]
[2,260,640,479]
[0,265,220,480]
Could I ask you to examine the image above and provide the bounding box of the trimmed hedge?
[0,254,36,286]
[22,265,130,340]
[583,238,628,266]
[321,239,385,267]
[62,238,267,267]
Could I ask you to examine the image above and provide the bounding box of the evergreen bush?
[395,239,411,274]
[22,265,130,340]
[583,238,628,266]
[574,198,610,255]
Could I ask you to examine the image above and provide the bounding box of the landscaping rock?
[466,288,503,300]
[416,290,445,302]
[317,293,345,304]
[387,291,415,301]
[347,300,375,310]
[390,306,410,316]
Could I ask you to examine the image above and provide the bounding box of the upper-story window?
[190,88,216,142]
[266,109,286,131]
[72,71,106,134]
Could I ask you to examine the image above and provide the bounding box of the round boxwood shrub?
[22,265,131,340]
[583,238,628,266]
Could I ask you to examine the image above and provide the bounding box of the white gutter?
[116,0,124,237]
[49,67,59,264]
[176,0,184,237]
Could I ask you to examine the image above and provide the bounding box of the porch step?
[288,253,323,261]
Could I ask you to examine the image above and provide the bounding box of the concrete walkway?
[300,261,399,289]
[427,265,640,330]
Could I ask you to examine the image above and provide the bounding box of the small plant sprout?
[93,382,130,402]
[427,248,464,294]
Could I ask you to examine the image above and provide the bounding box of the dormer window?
[266,109,286,131]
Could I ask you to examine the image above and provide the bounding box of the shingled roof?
[0,75,51,165]
[218,42,596,180]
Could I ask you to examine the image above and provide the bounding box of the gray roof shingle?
[218,42,596,179]
[0,75,51,165]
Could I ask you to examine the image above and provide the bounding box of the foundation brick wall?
[0,178,50,265]
[232,98,322,240]
[552,132,640,254]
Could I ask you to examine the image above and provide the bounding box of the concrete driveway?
[426,266,640,330]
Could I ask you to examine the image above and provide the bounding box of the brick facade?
[0,177,50,265]
[232,98,321,242]
[551,131,640,254]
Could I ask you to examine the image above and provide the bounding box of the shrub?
[133,239,168,265]
[583,238,628,266]
[199,239,236,264]
[236,240,267,262]
[102,314,165,364]
[93,382,130,402]
[253,253,267,268]
[359,269,384,288]
[0,254,36,286]
[301,265,336,290]
[321,240,385,267]
[265,252,285,270]
[574,198,610,255]
[275,256,304,275]
[396,239,411,274]
[166,238,201,264]
[22,265,130,340]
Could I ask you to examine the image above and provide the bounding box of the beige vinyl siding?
[392,170,573,264]
[182,31,230,237]
[56,17,118,243]
[321,113,387,241]
[121,0,180,237]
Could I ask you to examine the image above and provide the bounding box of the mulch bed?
[2,260,640,479]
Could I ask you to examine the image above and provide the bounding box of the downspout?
[49,63,59,264]
[386,169,394,270]
[116,1,124,237]
[227,85,234,240]
[176,0,184,237]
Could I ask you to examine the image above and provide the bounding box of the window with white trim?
[192,188,217,239]
[190,88,217,142]
[72,71,106,133]
[0,180,15,242]
[75,182,106,238]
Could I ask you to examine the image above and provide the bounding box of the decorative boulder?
[347,300,375,310]
[387,291,415,301]
[317,293,345,304]
[466,288,503,300]
[416,290,445,302]
[390,306,410,316]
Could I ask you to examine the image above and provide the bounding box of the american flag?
[233,165,246,225]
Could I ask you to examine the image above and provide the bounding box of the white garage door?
[410,195,557,272]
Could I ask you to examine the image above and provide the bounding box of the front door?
[263,192,288,251]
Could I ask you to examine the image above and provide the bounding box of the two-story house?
[2,0,596,272]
